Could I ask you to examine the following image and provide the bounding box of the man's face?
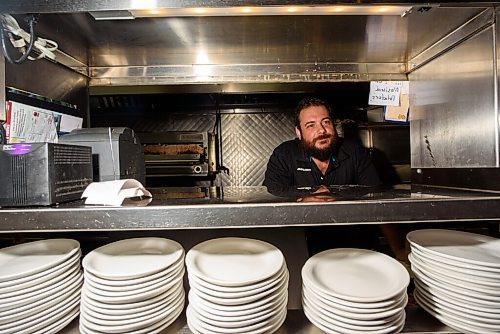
[295,105,338,160]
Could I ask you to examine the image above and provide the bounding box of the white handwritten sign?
[368,81,402,106]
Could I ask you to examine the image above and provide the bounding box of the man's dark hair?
[294,97,332,128]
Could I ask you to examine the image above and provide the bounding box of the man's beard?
[301,133,340,161]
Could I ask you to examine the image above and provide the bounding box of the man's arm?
[263,148,295,196]
[355,144,382,186]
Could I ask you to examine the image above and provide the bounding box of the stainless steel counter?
[1,185,499,233]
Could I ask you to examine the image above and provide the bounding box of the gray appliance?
[60,127,146,184]
[0,143,93,206]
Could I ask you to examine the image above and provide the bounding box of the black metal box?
[0,143,93,206]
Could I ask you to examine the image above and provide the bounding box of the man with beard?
[263,97,405,258]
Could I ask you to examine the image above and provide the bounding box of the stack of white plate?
[186,237,289,334]
[408,229,500,334]
[302,248,409,334]
[0,239,83,334]
[80,237,185,334]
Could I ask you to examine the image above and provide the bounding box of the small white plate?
[189,270,288,306]
[187,282,288,313]
[0,239,80,282]
[80,290,184,333]
[409,253,500,286]
[0,270,83,312]
[83,237,184,280]
[407,229,500,268]
[185,237,284,287]
[0,251,81,293]
[302,278,407,310]
[302,248,409,303]
[188,286,288,318]
[414,290,500,332]
[83,254,184,290]
[302,284,408,321]
[303,295,405,332]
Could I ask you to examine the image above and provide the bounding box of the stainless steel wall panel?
[220,113,295,186]
[409,26,496,168]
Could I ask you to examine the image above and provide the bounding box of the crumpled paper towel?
[82,179,152,206]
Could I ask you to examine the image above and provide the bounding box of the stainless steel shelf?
[1,186,500,233]
[61,306,457,334]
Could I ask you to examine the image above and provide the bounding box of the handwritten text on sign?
[368,81,402,106]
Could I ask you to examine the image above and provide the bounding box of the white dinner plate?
[82,271,183,304]
[187,303,287,334]
[185,237,284,287]
[302,278,407,311]
[189,270,288,306]
[302,284,408,321]
[303,295,405,332]
[416,285,500,321]
[409,253,500,287]
[303,301,405,334]
[0,250,80,293]
[302,249,409,303]
[188,286,288,318]
[83,237,184,280]
[80,290,184,333]
[83,254,184,289]
[83,264,184,297]
[407,229,500,268]
[410,255,500,296]
[188,297,286,329]
[0,239,80,282]
[0,270,83,312]
[414,290,500,332]
[32,305,79,334]
[188,261,286,294]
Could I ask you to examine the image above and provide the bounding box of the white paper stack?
[186,237,289,334]
[81,179,152,206]
[0,239,83,334]
[79,237,185,334]
[302,248,409,334]
[408,229,500,334]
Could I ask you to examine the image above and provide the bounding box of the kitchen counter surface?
[1,185,499,232]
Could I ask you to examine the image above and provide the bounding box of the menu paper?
[384,94,410,123]
[368,81,407,106]
[82,179,153,206]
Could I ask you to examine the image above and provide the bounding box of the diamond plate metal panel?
[133,115,216,133]
[221,113,295,186]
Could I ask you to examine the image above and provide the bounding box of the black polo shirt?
[263,138,381,195]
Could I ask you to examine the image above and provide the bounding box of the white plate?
[412,265,500,303]
[84,264,184,298]
[409,253,500,286]
[185,237,284,286]
[188,261,286,294]
[82,269,183,304]
[410,255,500,296]
[188,295,286,329]
[303,295,405,332]
[187,303,287,334]
[0,250,81,293]
[416,285,500,322]
[84,255,184,290]
[189,270,288,306]
[407,229,500,268]
[302,249,409,303]
[414,290,500,332]
[188,286,287,318]
[81,280,183,314]
[80,290,184,333]
[304,305,405,334]
[187,282,288,314]
[83,237,184,280]
[0,270,83,312]
[302,284,408,321]
[411,245,500,274]
[0,239,80,282]
[81,287,184,326]
[302,278,407,310]
[32,305,79,334]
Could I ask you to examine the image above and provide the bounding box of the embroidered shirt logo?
[297,167,311,172]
